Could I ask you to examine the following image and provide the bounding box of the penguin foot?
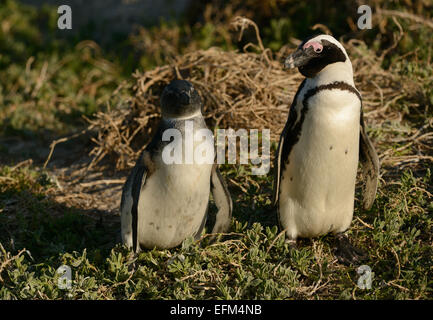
[334,233,367,266]
[285,238,298,249]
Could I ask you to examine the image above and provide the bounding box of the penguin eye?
[314,47,323,53]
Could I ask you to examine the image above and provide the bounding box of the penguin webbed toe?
[334,233,368,266]
[285,238,298,250]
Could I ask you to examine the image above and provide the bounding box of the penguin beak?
[179,91,190,105]
[284,47,314,69]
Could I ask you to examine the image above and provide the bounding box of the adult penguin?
[121,80,232,252]
[273,35,379,253]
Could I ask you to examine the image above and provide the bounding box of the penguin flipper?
[120,152,150,253]
[272,125,286,208]
[210,164,232,234]
[273,121,291,232]
[359,110,380,210]
[131,165,148,253]
[273,79,306,209]
[194,205,208,241]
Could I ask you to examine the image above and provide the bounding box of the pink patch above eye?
[303,41,323,53]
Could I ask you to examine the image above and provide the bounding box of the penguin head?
[160,80,202,119]
[284,34,351,78]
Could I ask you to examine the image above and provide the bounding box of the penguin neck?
[306,61,355,88]
[162,110,203,122]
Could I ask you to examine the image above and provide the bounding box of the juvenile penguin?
[121,80,232,251]
[273,35,379,242]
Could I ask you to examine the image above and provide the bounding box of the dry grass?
[2,6,432,299]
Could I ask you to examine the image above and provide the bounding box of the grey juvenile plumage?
[120,80,232,251]
[274,35,380,240]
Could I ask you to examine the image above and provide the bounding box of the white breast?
[279,88,361,239]
[137,139,213,249]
